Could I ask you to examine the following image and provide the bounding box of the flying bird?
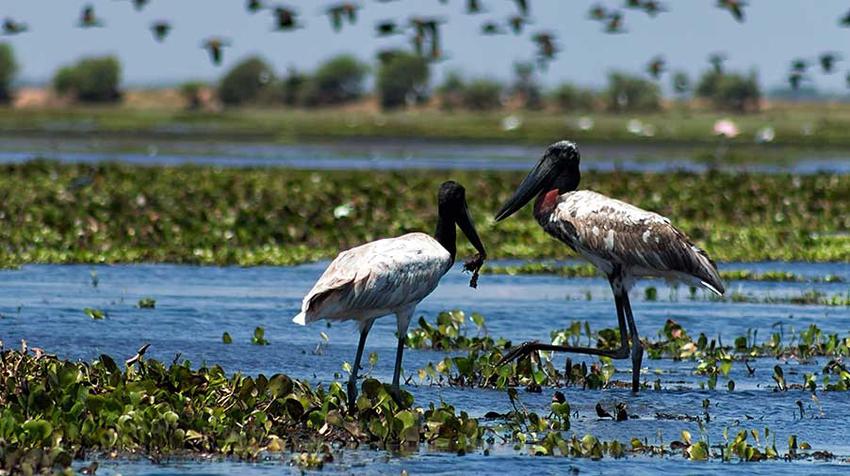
[78,5,104,28]
[247,0,264,12]
[641,1,667,16]
[512,0,529,16]
[819,52,841,74]
[128,0,150,11]
[532,31,558,65]
[716,0,746,22]
[605,11,626,33]
[150,21,171,42]
[202,37,231,65]
[466,0,485,14]
[508,15,529,34]
[588,4,608,21]
[2,18,28,35]
[375,20,401,36]
[272,6,299,31]
[790,58,809,73]
[481,21,506,35]
[326,3,359,32]
[708,52,727,74]
[494,141,724,393]
[646,56,665,79]
[293,181,486,408]
[788,71,805,91]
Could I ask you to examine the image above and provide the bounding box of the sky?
[2,0,849,92]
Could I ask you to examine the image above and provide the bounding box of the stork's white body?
[537,190,725,295]
[293,232,452,334]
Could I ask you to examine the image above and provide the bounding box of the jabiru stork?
[494,141,724,392]
[294,181,486,408]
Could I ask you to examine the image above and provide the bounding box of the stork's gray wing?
[296,232,452,323]
[548,191,724,294]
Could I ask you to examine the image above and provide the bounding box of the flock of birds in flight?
[1,0,848,89]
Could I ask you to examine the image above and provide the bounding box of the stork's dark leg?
[498,272,631,365]
[621,291,643,393]
[348,319,374,411]
[390,308,414,404]
[392,334,405,388]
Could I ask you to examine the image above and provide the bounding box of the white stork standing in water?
[293,181,486,408]
[494,140,724,393]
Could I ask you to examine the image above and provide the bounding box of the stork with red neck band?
[495,140,725,393]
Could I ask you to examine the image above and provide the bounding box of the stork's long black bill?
[457,203,486,288]
[494,156,555,221]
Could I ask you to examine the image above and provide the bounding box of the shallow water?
[1,262,849,474]
[1,137,849,173]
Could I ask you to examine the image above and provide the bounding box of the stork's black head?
[494,140,581,222]
[437,181,487,287]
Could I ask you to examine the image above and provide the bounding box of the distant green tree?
[280,67,306,106]
[696,69,760,112]
[0,43,17,104]
[512,61,543,110]
[300,54,368,106]
[550,82,596,111]
[437,71,466,110]
[462,79,503,111]
[605,72,660,112]
[218,56,275,106]
[376,51,429,109]
[53,56,122,103]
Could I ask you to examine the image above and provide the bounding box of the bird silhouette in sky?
[128,0,150,11]
[481,21,506,35]
[466,0,485,14]
[819,52,841,74]
[202,37,231,66]
[605,11,626,33]
[532,31,558,66]
[78,5,104,28]
[272,6,299,31]
[716,0,746,22]
[641,1,667,17]
[2,18,28,35]
[588,4,608,21]
[326,3,359,32]
[375,20,401,36]
[708,52,727,74]
[508,14,529,34]
[150,21,171,42]
[512,0,529,17]
[647,56,665,79]
[788,71,804,90]
[247,0,264,13]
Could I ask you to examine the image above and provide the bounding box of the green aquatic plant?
[0,162,848,268]
[251,326,270,345]
[0,347,482,473]
[82,307,105,320]
[137,297,156,309]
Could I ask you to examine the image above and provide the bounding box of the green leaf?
[222,332,232,344]
[84,307,105,320]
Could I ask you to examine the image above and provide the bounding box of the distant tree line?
[0,41,762,113]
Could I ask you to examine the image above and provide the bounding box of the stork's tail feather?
[292,312,307,326]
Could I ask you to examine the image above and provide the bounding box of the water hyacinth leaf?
[222,332,232,344]
[252,326,269,345]
[369,352,379,367]
[138,297,156,309]
[83,307,105,320]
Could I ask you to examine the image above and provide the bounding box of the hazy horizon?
[3,1,850,93]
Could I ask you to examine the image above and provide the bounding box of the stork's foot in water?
[497,340,630,367]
